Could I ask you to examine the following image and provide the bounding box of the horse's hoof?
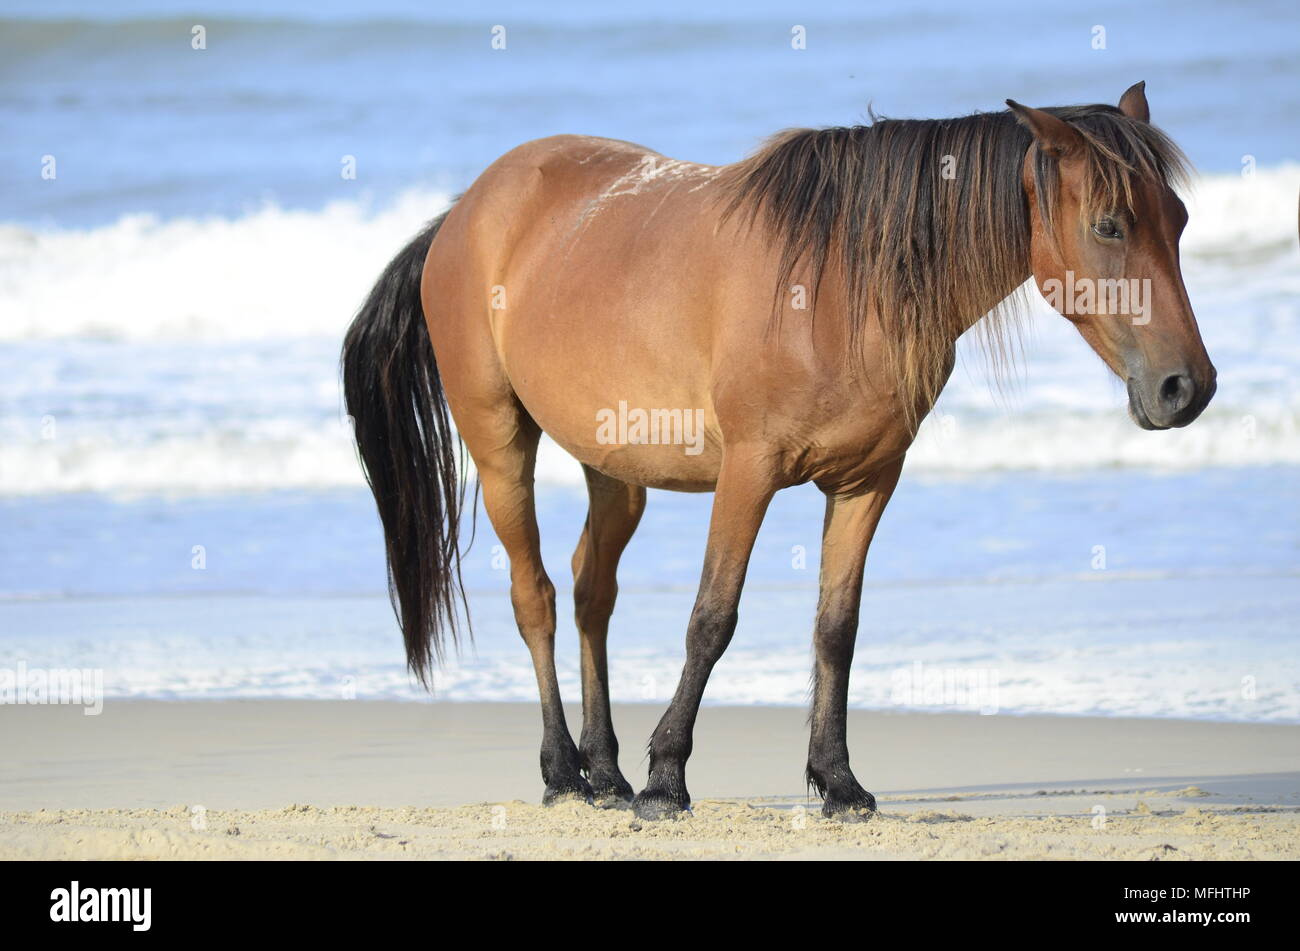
[821,791,878,821]
[631,790,690,821]
[589,774,636,809]
[594,789,635,810]
[542,777,595,806]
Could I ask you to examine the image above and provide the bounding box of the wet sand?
[2,701,1297,859]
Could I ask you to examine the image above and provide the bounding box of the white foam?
[3,167,1295,344]
[1181,162,1300,259]
[1,167,1297,494]
[6,405,1294,496]
[0,189,454,341]
[0,421,585,495]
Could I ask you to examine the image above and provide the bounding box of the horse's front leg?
[632,452,778,820]
[807,459,904,818]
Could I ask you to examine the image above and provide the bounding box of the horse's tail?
[341,211,467,686]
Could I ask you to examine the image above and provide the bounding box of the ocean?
[1,0,1297,720]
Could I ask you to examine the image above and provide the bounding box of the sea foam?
[1,167,1297,494]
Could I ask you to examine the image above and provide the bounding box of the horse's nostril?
[1159,373,1194,413]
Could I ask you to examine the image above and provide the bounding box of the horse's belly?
[553,428,722,492]
[510,345,723,491]
[498,300,721,490]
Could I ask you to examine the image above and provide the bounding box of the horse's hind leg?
[571,465,645,806]
[471,412,592,805]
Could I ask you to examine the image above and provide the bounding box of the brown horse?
[342,82,1215,820]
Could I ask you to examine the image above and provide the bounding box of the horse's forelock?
[1035,105,1191,236]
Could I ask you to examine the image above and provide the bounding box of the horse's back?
[424,134,741,490]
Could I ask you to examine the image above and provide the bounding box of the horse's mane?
[718,104,1190,422]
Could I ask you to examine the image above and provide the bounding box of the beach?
[2,0,1298,867]
[1,701,1297,860]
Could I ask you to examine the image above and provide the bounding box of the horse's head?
[1008,84,1216,430]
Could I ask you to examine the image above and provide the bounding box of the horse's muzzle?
[1126,370,1216,430]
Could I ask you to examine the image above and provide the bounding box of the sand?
[1,701,1297,860]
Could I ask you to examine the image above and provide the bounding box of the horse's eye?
[1092,217,1122,239]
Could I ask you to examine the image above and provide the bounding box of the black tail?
[341,212,468,686]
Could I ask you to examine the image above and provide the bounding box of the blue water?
[4,470,1299,600]
[2,472,1297,720]
[0,0,1297,719]
[3,0,1298,225]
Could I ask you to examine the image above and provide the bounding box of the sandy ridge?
[4,787,1297,861]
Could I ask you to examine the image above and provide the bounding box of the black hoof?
[542,776,595,806]
[592,784,631,805]
[589,774,636,809]
[631,789,690,821]
[821,790,878,821]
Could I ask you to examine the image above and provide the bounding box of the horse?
[342,82,1216,820]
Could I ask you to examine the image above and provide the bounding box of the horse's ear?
[1006,99,1084,158]
[1118,81,1150,122]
